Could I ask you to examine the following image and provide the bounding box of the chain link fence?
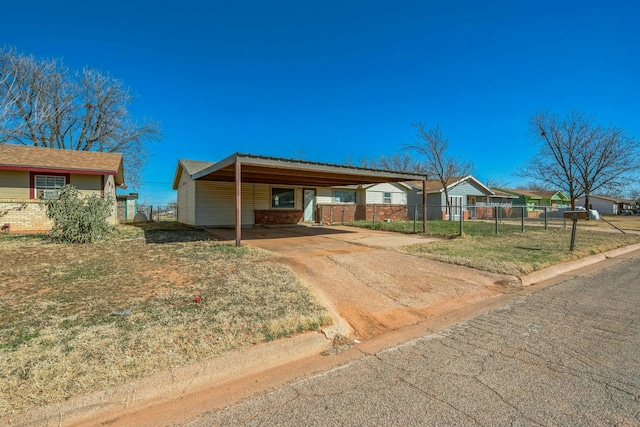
[118,204,177,222]
[320,203,579,236]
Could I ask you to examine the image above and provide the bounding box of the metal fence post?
[372,204,376,229]
[544,207,548,230]
[494,206,498,235]
[521,206,525,232]
[459,205,463,235]
[413,204,417,233]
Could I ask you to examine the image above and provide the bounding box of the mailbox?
[563,210,588,220]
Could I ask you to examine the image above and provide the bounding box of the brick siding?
[318,204,409,224]
[255,209,303,225]
[0,199,52,233]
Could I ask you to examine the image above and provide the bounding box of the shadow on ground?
[121,221,216,244]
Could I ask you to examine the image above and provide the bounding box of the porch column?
[235,160,242,247]
[422,178,427,233]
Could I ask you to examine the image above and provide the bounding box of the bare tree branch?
[520,111,639,210]
[405,122,473,219]
[0,47,161,186]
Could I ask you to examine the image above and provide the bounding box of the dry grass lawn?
[402,224,640,276]
[0,223,331,415]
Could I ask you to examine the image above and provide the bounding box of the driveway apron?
[207,226,514,339]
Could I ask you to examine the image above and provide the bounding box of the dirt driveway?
[208,225,516,339]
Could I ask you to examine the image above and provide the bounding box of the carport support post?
[422,179,427,233]
[235,160,242,247]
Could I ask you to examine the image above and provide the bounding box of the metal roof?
[173,153,425,188]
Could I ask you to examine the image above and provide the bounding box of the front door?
[303,189,316,222]
[447,196,463,220]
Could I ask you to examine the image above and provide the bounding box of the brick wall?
[318,204,409,224]
[0,199,52,233]
[255,209,303,225]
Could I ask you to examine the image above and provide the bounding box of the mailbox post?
[563,210,589,251]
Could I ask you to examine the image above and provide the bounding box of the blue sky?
[2,1,639,205]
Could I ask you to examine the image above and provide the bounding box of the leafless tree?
[0,47,161,186]
[485,178,510,189]
[522,111,639,210]
[356,152,426,173]
[406,122,473,219]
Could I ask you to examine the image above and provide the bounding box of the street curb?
[521,242,640,287]
[10,332,331,427]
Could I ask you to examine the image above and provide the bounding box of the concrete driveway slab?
[207,225,516,339]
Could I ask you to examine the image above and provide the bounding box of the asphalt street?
[186,251,640,426]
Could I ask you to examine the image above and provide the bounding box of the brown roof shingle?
[0,144,124,184]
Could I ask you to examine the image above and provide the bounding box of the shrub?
[43,185,114,243]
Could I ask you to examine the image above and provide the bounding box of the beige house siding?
[316,187,333,204]
[102,175,118,224]
[194,181,256,226]
[365,183,408,204]
[177,179,195,225]
[253,184,271,210]
[0,170,30,199]
[70,174,102,196]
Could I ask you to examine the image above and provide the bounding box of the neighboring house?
[0,144,124,233]
[116,193,139,221]
[171,153,424,235]
[486,188,518,207]
[493,188,569,217]
[406,175,494,220]
[575,195,635,215]
[326,182,409,205]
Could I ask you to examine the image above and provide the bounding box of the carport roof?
[173,152,425,188]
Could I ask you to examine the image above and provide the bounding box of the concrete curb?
[521,242,640,287]
[12,332,331,427]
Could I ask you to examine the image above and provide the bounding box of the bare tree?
[356,152,426,173]
[406,122,473,219]
[485,177,510,189]
[0,47,160,186]
[522,111,639,210]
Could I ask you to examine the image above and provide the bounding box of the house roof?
[496,188,568,200]
[406,175,494,195]
[0,144,125,185]
[490,188,519,198]
[172,153,426,189]
[577,195,634,204]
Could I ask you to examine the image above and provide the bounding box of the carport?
[191,153,427,246]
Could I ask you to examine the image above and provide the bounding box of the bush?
[43,185,113,243]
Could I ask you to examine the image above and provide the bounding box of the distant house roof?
[172,153,425,189]
[0,144,125,185]
[578,195,635,204]
[490,188,519,198]
[495,188,568,200]
[406,175,493,195]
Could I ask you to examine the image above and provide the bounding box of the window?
[35,175,66,198]
[383,192,392,204]
[271,187,295,209]
[333,190,356,204]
